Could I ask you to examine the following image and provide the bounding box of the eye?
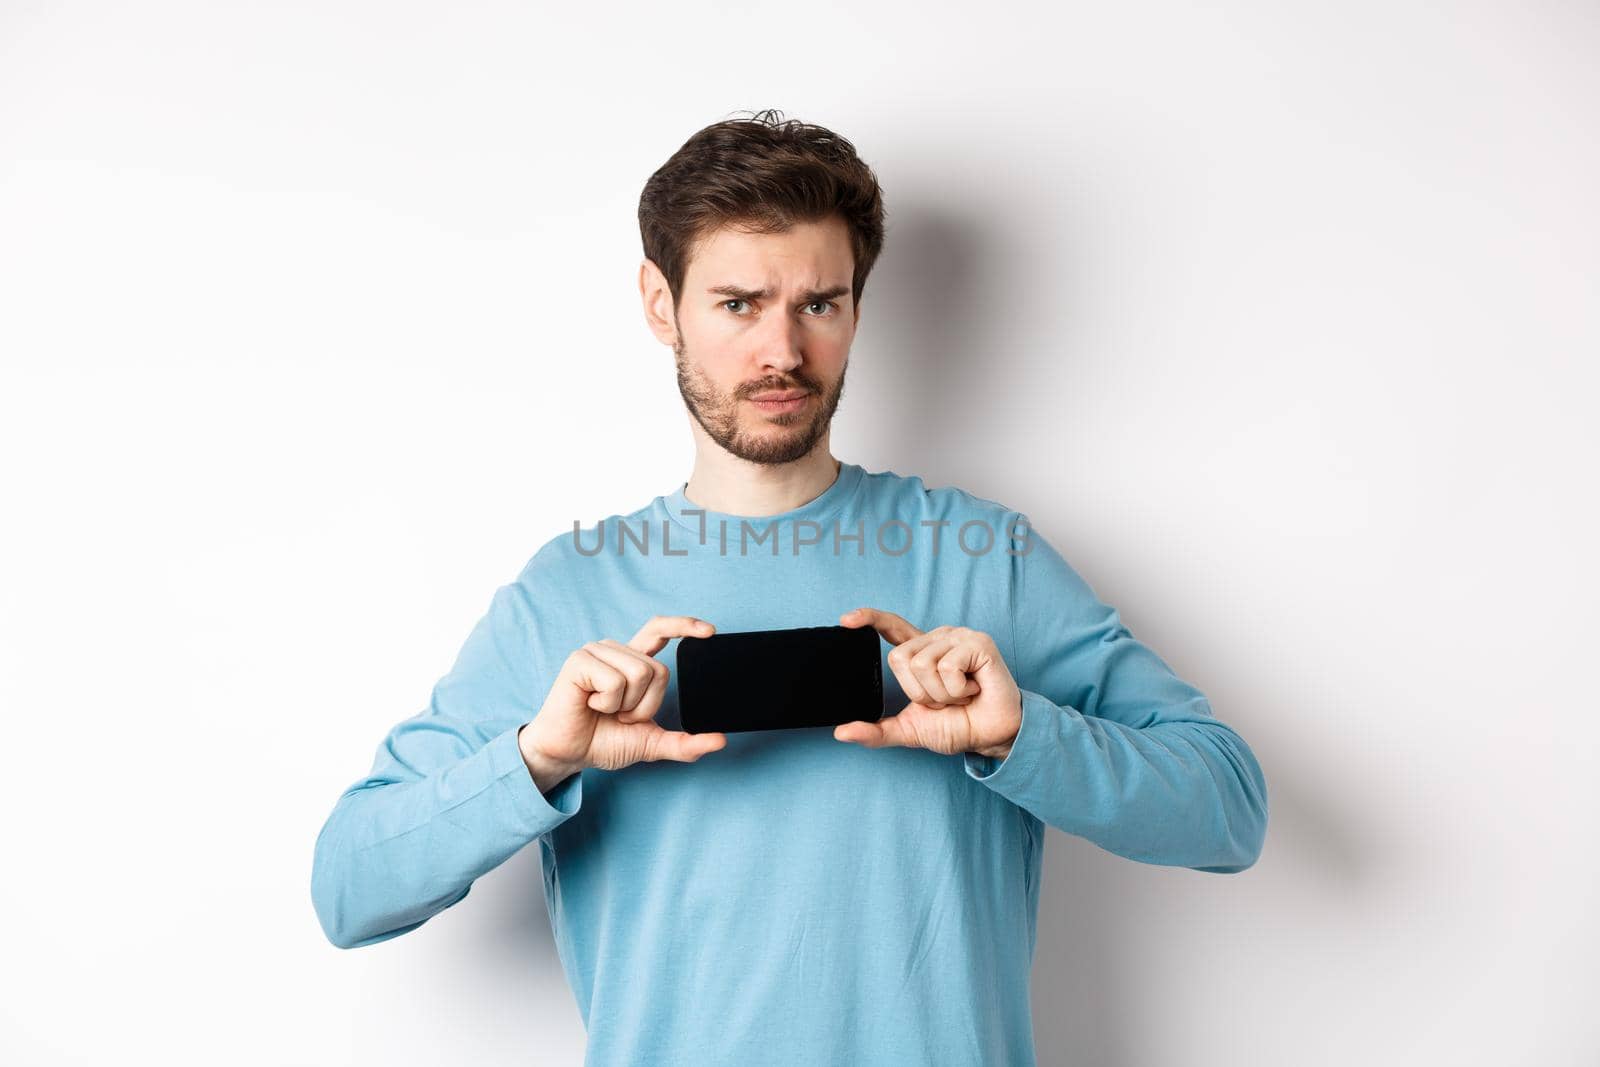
[802,300,838,316]
[721,299,750,315]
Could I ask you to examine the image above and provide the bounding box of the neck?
[682,441,842,517]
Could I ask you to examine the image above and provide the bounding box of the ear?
[639,258,680,346]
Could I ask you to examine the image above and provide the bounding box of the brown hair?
[638,109,887,312]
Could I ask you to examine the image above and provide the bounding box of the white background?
[2,1,1596,1064]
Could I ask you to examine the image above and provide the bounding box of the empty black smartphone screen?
[675,624,884,734]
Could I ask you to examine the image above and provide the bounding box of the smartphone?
[676,624,884,734]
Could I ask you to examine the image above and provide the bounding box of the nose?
[752,306,804,374]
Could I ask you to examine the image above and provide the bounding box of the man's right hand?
[517,615,727,792]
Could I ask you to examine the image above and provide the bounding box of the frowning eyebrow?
[708,284,851,303]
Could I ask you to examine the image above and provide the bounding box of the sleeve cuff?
[963,688,1063,786]
[486,724,584,836]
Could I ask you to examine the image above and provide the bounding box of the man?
[311,110,1269,1066]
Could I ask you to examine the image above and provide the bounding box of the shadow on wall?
[850,196,1019,486]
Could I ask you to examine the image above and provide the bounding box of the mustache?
[739,377,819,398]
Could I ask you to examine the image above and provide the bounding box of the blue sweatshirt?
[310,461,1268,1066]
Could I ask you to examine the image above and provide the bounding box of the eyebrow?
[708,284,851,303]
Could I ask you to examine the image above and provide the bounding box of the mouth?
[748,390,812,414]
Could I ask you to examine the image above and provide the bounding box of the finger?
[647,727,729,763]
[838,703,976,755]
[629,615,716,656]
[588,639,661,720]
[832,714,916,749]
[909,637,965,705]
[884,632,938,706]
[936,643,983,701]
[624,655,671,725]
[942,634,1000,686]
[839,606,924,646]
[568,648,629,714]
[937,662,979,702]
[928,640,980,703]
[613,644,673,725]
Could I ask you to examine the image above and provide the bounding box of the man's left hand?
[835,607,1022,760]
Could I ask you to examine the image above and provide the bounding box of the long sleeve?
[963,514,1268,873]
[310,568,584,949]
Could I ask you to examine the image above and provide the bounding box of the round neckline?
[661,460,866,537]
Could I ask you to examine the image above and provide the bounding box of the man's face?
[656,215,859,466]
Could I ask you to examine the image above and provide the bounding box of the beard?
[673,333,847,466]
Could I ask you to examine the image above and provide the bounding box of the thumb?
[652,728,729,763]
[832,714,915,749]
